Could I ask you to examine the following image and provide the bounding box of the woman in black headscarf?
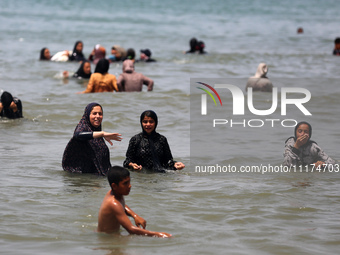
[63,60,92,79]
[69,41,86,62]
[62,102,122,175]
[73,60,92,79]
[283,121,336,168]
[123,110,185,172]
[0,91,23,119]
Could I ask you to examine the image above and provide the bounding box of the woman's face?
[142,116,156,135]
[83,62,91,74]
[89,106,103,128]
[44,48,51,59]
[76,42,83,52]
[296,124,310,139]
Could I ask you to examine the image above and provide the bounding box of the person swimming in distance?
[88,44,106,65]
[185,37,198,54]
[78,59,118,93]
[333,37,340,56]
[125,48,136,62]
[97,166,171,237]
[197,41,207,54]
[117,60,154,92]
[139,49,156,62]
[108,45,127,62]
[0,91,23,119]
[297,27,304,34]
[39,47,51,60]
[246,63,273,92]
[63,60,92,79]
[123,110,185,172]
[283,121,336,169]
[69,40,86,62]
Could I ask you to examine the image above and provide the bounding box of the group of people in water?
[62,103,185,175]
[40,41,157,64]
[40,41,156,93]
[2,36,338,238]
[60,103,183,237]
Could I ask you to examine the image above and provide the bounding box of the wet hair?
[94,58,110,74]
[40,47,49,60]
[335,37,340,44]
[126,48,136,60]
[1,91,14,108]
[107,166,130,186]
[294,121,312,140]
[189,37,198,52]
[140,110,158,132]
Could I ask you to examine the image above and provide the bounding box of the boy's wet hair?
[107,166,130,186]
[335,37,340,44]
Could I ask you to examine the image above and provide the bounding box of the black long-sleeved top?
[0,97,23,119]
[123,132,176,172]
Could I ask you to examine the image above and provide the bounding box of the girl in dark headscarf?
[69,41,86,61]
[72,60,92,79]
[283,121,336,168]
[123,110,185,172]
[0,91,23,119]
[63,60,92,79]
[62,102,122,175]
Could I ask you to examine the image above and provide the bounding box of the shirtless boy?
[97,166,171,238]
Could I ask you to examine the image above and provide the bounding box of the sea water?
[0,0,339,254]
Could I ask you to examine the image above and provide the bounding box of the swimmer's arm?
[114,202,171,237]
[142,75,153,91]
[74,131,122,144]
[74,132,93,140]
[112,76,118,92]
[125,205,146,229]
[0,102,3,112]
[9,101,18,113]
[128,162,142,170]
[93,132,122,145]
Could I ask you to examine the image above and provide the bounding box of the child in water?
[283,121,336,168]
[97,166,172,238]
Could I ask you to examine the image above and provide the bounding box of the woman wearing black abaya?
[123,110,185,172]
[62,102,122,175]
